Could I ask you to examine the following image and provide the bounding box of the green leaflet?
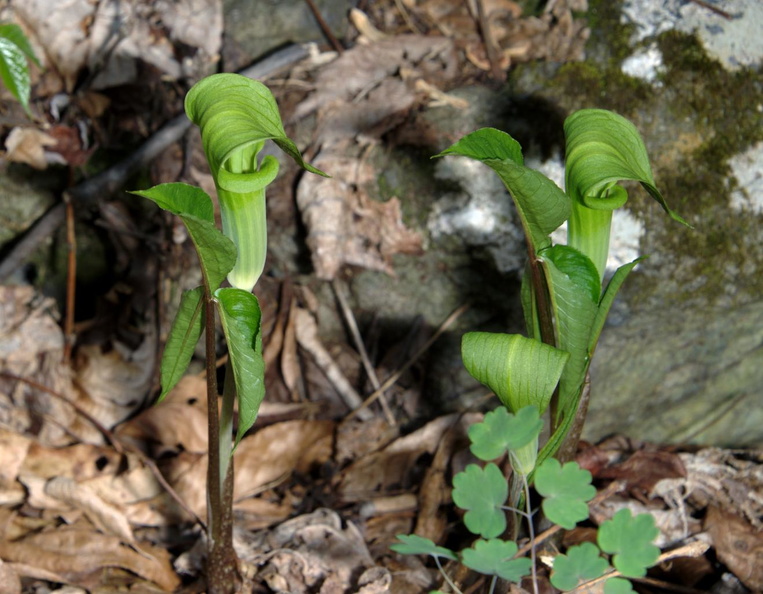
[588,257,645,357]
[436,128,570,253]
[158,287,204,402]
[131,183,236,292]
[185,73,327,187]
[461,332,569,415]
[216,288,265,447]
[538,245,599,424]
[0,23,38,115]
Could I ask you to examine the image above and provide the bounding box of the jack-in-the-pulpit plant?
[132,73,326,593]
[393,109,685,593]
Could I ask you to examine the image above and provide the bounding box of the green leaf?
[534,458,596,530]
[597,509,660,578]
[588,257,645,356]
[538,245,599,425]
[461,539,532,582]
[550,542,609,590]
[435,128,570,252]
[216,288,266,447]
[604,577,636,594]
[390,534,457,561]
[158,287,204,402]
[131,183,236,292]
[564,109,686,225]
[468,406,543,461]
[0,34,32,114]
[185,73,327,187]
[0,25,41,66]
[452,463,508,539]
[462,332,569,414]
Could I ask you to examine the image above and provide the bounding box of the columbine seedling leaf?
[452,463,508,538]
[550,542,609,590]
[468,405,542,461]
[604,577,636,594]
[216,288,266,447]
[461,539,532,582]
[159,287,204,402]
[390,534,457,561]
[131,184,236,292]
[598,509,660,578]
[534,458,596,529]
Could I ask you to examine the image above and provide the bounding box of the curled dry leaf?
[10,0,223,91]
[44,476,135,544]
[706,506,763,592]
[4,127,57,170]
[0,528,179,591]
[296,156,423,280]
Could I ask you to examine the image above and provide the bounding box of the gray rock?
[222,0,355,70]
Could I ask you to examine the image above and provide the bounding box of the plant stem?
[435,557,464,594]
[204,295,240,593]
[567,202,612,283]
[522,474,539,594]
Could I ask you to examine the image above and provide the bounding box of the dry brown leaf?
[44,476,135,543]
[0,527,179,591]
[3,127,57,170]
[337,413,479,503]
[11,0,222,90]
[0,429,32,488]
[706,506,763,591]
[116,374,208,455]
[297,156,422,280]
[0,559,21,594]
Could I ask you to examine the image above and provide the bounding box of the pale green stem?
[522,474,539,594]
[219,358,236,494]
[567,201,612,283]
[434,557,463,594]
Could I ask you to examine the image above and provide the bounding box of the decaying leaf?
[10,0,223,91]
[0,527,180,591]
[3,127,57,170]
[296,155,423,280]
[706,506,763,592]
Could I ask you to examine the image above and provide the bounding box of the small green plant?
[0,24,41,115]
[392,406,661,594]
[132,73,326,593]
[447,109,688,465]
[394,109,682,592]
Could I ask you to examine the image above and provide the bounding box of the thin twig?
[394,0,423,34]
[688,0,733,19]
[475,0,505,82]
[0,44,311,283]
[62,196,76,365]
[0,371,206,530]
[346,304,469,420]
[332,279,396,426]
[303,0,344,53]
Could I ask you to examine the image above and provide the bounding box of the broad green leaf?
[452,463,508,539]
[534,458,596,530]
[550,542,609,590]
[461,332,569,414]
[564,109,685,224]
[461,539,532,582]
[598,509,659,578]
[468,406,542,461]
[216,288,265,447]
[0,35,32,114]
[185,73,327,189]
[0,25,41,66]
[538,245,599,425]
[390,534,457,561]
[158,287,204,402]
[436,128,570,252]
[588,257,645,356]
[132,184,236,291]
[604,577,636,594]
